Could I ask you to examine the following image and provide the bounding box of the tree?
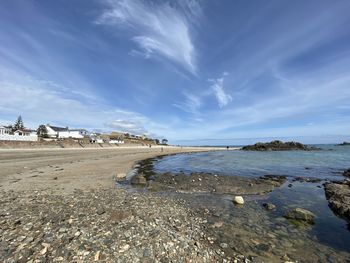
[37,125,48,138]
[155,139,160,145]
[13,115,24,131]
[162,139,168,145]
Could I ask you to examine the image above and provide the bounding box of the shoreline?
[0,146,228,194]
[1,146,350,262]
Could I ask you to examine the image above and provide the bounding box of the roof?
[48,125,69,132]
[69,129,88,132]
[14,129,35,133]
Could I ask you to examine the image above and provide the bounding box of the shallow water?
[154,145,349,180]
[149,145,350,259]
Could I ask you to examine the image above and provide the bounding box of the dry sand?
[0,146,223,194]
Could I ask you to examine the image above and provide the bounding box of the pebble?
[233,196,245,205]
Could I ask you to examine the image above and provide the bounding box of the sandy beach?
[1,146,244,262]
[0,146,222,193]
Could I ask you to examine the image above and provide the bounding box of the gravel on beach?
[0,189,248,263]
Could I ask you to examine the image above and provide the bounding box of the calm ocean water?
[154,144,350,180]
[151,144,350,253]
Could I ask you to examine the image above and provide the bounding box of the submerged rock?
[233,196,244,205]
[293,177,322,183]
[284,208,315,224]
[324,180,350,220]
[242,140,320,151]
[263,203,276,211]
[130,173,147,186]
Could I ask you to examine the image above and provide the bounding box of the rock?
[233,196,244,205]
[343,169,350,178]
[116,173,126,180]
[220,243,228,249]
[263,203,276,210]
[130,173,147,186]
[96,207,105,215]
[255,243,271,252]
[324,180,350,220]
[293,177,321,183]
[119,244,130,253]
[337,142,350,146]
[284,208,315,224]
[242,140,320,151]
[94,251,101,261]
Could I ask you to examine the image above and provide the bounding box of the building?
[0,126,11,135]
[58,129,89,139]
[14,129,37,136]
[45,125,88,139]
[45,125,69,138]
[0,126,38,141]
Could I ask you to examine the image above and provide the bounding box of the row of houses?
[45,125,89,139]
[0,124,126,144]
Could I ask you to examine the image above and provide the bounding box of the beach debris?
[284,208,315,224]
[233,196,244,205]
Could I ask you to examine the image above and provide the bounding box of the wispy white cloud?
[104,119,147,135]
[96,0,199,74]
[208,72,232,108]
[173,92,201,115]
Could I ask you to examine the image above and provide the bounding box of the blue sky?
[1,0,350,145]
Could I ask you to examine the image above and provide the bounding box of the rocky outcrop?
[337,142,350,146]
[284,208,315,224]
[343,169,350,178]
[324,179,350,220]
[242,140,320,151]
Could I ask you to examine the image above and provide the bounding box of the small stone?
[220,243,228,249]
[97,207,105,215]
[119,244,130,253]
[256,243,271,252]
[233,196,244,205]
[263,203,276,210]
[94,251,101,261]
[40,246,48,255]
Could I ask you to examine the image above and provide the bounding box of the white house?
[45,125,69,138]
[0,126,11,135]
[0,126,38,142]
[58,129,88,139]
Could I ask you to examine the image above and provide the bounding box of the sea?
[149,144,350,255]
